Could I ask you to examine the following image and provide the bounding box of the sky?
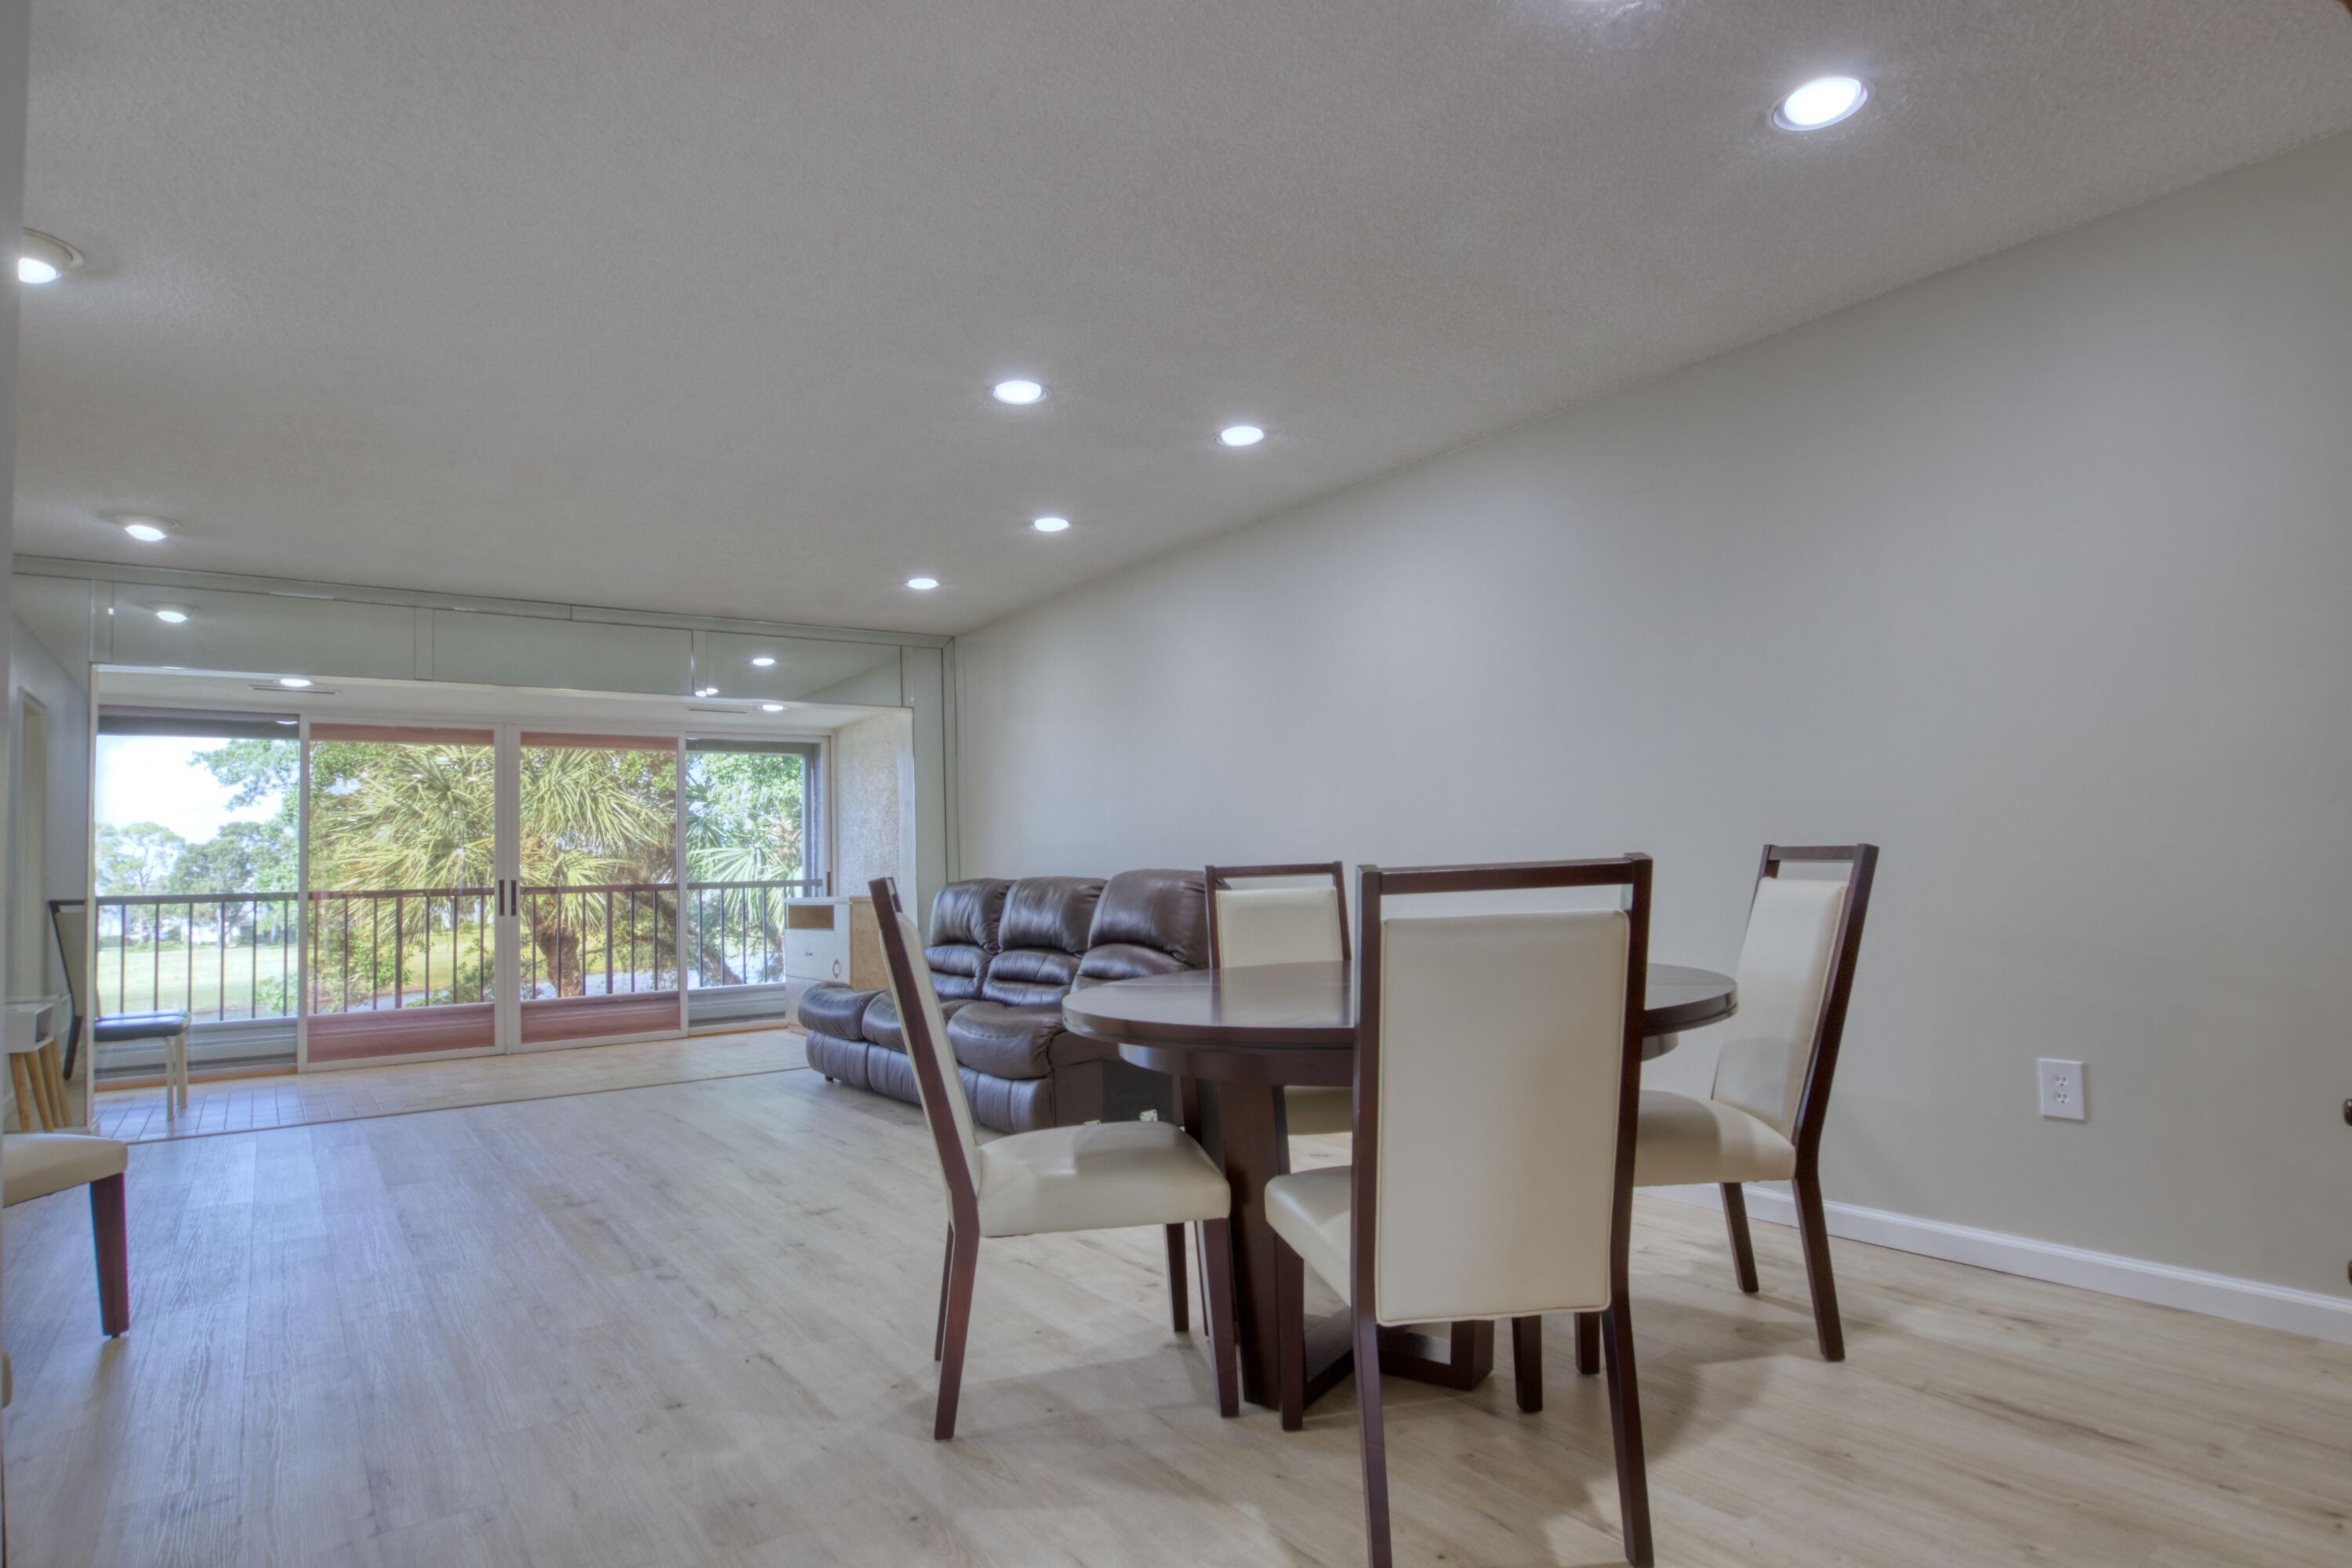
[94,736,287,844]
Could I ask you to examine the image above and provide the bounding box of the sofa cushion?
[1076,868,1208,985]
[980,877,1104,1006]
[946,1000,1111,1080]
[860,993,971,1054]
[797,984,882,1040]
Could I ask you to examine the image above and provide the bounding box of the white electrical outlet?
[2038,1058,2086,1121]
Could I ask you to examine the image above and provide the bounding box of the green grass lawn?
[96,931,494,1020]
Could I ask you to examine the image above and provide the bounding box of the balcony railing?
[95,878,823,1024]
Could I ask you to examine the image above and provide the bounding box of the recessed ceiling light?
[19,230,81,286]
[992,379,1046,405]
[1218,425,1266,448]
[906,576,940,591]
[1773,76,1867,132]
[278,677,313,689]
[114,514,176,543]
[1032,515,1070,533]
[153,606,189,624]
[760,702,786,713]
[750,655,776,667]
[696,685,720,697]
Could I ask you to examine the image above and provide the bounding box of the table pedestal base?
[1294,1315,1494,1422]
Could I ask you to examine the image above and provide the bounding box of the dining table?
[1062,959,1737,1414]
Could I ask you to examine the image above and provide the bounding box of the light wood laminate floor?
[89,1028,808,1144]
[5,1069,2347,1566]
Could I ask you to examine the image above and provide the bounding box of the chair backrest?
[873,879,982,1220]
[1074,869,1209,985]
[1205,862,1349,970]
[1353,857,1650,1327]
[50,901,89,1020]
[1709,844,1879,1149]
[924,878,1011,1003]
[978,876,1105,1006]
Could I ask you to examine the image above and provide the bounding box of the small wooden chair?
[53,900,191,1115]
[1265,857,1658,1566]
[871,877,1241,1438]
[1632,843,1878,1360]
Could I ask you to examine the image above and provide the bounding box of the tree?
[96,822,187,895]
[171,821,298,896]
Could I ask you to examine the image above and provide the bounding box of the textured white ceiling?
[17,2,2352,636]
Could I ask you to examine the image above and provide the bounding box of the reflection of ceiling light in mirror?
[760,702,785,713]
[1218,424,1265,448]
[906,576,939,591]
[751,655,775,667]
[696,685,720,697]
[278,677,313,688]
[275,719,296,726]
[991,379,1045,405]
[154,607,189,623]
[1032,515,1070,533]
[116,514,177,543]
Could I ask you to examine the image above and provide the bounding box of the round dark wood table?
[1064,960,1736,1414]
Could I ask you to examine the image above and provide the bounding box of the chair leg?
[1164,1224,1190,1333]
[1574,1309,1600,1375]
[90,1174,130,1338]
[935,1229,981,1440]
[1792,1168,1846,1361]
[1722,1182,1761,1294]
[1352,1305,1394,1568]
[1201,1218,1240,1417]
[176,1029,191,1112]
[934,1225,955,1362]
[1275,1239,1306,1431]
[1599,1302,1653,1567]
[9,1054,40,1131]
[1511,1316,1543,1413]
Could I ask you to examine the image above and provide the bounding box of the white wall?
[955,131,2352,1302]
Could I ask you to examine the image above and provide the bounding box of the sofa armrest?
[797,984,883,1039]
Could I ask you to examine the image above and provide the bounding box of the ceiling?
[16,2,2352,637]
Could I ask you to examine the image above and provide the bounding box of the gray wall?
[954,131,2352,1300]
[8,615,88,993]
[833,708,913,897]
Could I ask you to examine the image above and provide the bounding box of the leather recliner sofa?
[800,869,1207,1133]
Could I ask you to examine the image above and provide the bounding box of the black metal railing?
[96,892,302,1022]
[96,876,823,1022]
[687,878,822,989]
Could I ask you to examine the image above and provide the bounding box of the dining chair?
[2,1131,132,1336]
[1265,857,1657,1568]
[1631,843,1878,1361]
[870,877,1240,1439]
[53,900,192,1116]
[1204,862,1355,1143]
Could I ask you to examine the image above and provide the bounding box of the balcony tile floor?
[86,1026,808,1144]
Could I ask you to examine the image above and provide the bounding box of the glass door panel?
[303,724,499,1065]
[684,739,822,1028]
[514,732,681,1048]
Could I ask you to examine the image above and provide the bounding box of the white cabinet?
[784,898,884,989]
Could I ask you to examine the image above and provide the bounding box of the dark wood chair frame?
[1276,856,1657,1568]
[871,877,1240,1439]
[1701,842,1879,1363]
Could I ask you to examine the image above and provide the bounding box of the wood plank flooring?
[89,1029,808,1144]
[6,1068,2348,1566]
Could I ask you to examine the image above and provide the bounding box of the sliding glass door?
[513,732,683,1050]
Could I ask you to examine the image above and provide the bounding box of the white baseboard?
[1646,1183,2352,1348]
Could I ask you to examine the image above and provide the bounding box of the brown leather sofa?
[800,869,1207,1132]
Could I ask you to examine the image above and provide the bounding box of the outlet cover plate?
[2038,1058,2086,1121]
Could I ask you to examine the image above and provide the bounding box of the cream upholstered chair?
[1205,862,1353,1141]
[1266,858,1657,1568]
[54,900,191,1115]
[1632,843,1878,1361]
[870,878,1239,1439]
[3,1131,131,1336]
